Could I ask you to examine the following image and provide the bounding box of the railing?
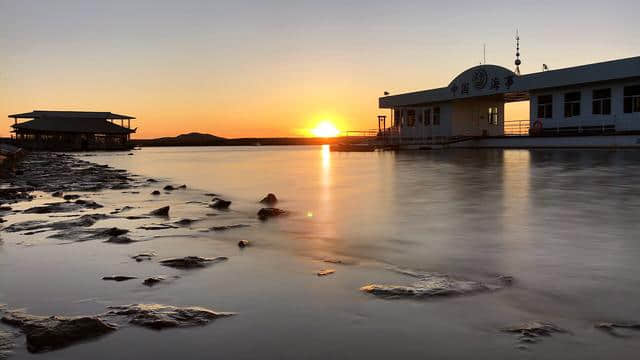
[503,119,530,136]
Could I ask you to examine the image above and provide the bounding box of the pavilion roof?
[8,110,135,120]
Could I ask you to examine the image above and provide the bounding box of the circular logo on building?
[472,69,488,90]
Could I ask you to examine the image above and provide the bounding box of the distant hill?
[133,132,227,146]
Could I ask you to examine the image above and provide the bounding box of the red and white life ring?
[531,120,543,135]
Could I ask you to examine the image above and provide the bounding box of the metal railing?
[503,119,530,136]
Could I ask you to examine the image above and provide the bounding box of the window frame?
[424,108,431,126]
[537,95,553,119]
[433,107,441,126]
[487,107,498,125]
[564,91,581,118]
[624,85,640,114]
[592,88,611,115]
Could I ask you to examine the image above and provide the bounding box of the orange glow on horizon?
[310,121,341,138]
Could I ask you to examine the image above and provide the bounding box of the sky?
[1,0,638,139]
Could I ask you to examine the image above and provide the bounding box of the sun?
[311,121,340,137]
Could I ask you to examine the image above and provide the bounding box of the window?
[394,109,401,127]
[624,85,640,113]
[407,109,416,127]
[564,92,581,118]
[433,107,440,125]
[537,95,553,118]
[488,107,498,125]
[424,109,431,125]
[592,88,611,115]
[417,111,423,124]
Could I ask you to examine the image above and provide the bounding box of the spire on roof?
[514,30,522,75]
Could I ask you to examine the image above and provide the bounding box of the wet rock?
[0,206,11,212]
[104,236,135,244]
[257,207,287,220]
[317,269,335,276]
[322,258,357,265]
[174,218,199,226]
[142,277,165,287]
[163,185,175,191]
[147,179,158,183]
[151,190,161,196]
[210,199,231,210]
[0,329,14,359]
[360,269,509,299]
[150,206,170,217]
[102,276,137,282]
[132,253,156,262]
[126,215,150,220]
[106,304,233,330]
[501,321,567,345]
[138,224,178,230]
[237,240,250,248]
[51,191,63,198]
[160,256,228,269]
[204,193,219,197]
[110,206,134,215]
[63,194,80,201]
[74,199,103,209]
[595,322,640,337]
[3,214,109,233]
[210,224,250,232]
[259,193,278,205]
[0,310,116,353]
[177,184,187,189]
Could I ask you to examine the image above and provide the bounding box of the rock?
[163,185,175,191]
[0,206,11,212]
[104,236,135,244]
[147,179,158,183]
[204,193,219,197]
[132,253,156,262]
[106,304,233,330]
[4,214,109,233]
[177,184,187,189]
[259,193,278,205]
[150,206,170,217]
[322,258,357,265]
[595,322,640,337]
[0,310,116,353]
[501,321,567,345]
[102,276,137,282]
[51,191,63,198]
[174,218,199,226]
[210,224,250,232]
[74,199,103,209]
[210,199,231,210]
[0,329,14,359]
[142,277,165,286]
[151,190,161,196]
[237,240,250,248]
[257,208,287,220]
[138,224,178,230]
[159,256,228,269]
[317,269,335,276]
[63,194,80,201]
[109,206,134,215]
[360,268,509,299]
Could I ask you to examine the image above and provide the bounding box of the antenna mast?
[483,43,486,64]
[514,30,521,75]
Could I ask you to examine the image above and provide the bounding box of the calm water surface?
[3,145,640,359]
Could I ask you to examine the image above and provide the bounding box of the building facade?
[379,56,640,145]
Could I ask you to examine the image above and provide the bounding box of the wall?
[529,79,640,132]
[395,103,452,142]
[450,98,505,137]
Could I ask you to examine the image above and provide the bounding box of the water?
[2,146,640,359]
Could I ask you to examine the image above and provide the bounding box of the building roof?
[12,117,136,134]
[380,56,640,108]
[8,110,135,120]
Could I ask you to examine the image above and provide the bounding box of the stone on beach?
[102,276,137,282]
[237,240,250,248]
[0,329,14,360]
[0,310,117,353]
[150,206,170,217]
[210,224,250,232]
[163,185,176,191]
[360,268,510,299]
[143,277,166,286]
[501,321,567,345]
[259,193,278,205]
[210,198,231,210]
[132,253,157,262]
[104,236,135,244]
[151,190,161,195]
[106,304,234,330]
[317,269,335,276]
[3,214,109,233]
[160,256,228,269]
[63,195,80,201]
[51,191,63,198]
[595,322,640,337]
[257,207,287,220]
[174,218,200,226]
[22,200,103,214]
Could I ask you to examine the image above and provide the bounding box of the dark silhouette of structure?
[8,110,136,151]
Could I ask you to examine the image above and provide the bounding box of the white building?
[379,56,640,147]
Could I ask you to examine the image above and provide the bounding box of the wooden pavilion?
[9,110,136,151]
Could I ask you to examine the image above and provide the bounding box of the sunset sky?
[1,0,638,139]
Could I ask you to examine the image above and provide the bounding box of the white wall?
[396,103,452,141]
[530,79,640,131]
